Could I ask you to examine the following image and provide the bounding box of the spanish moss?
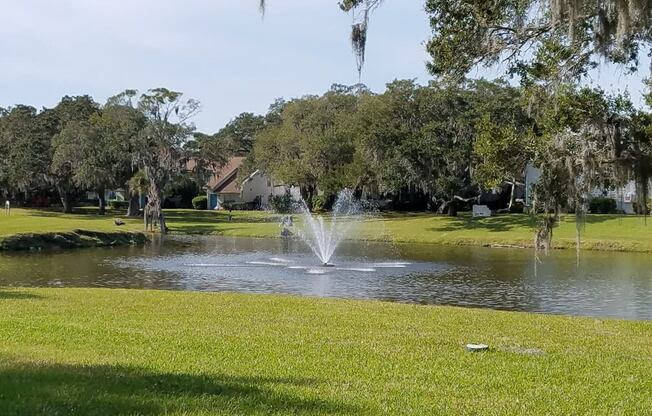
[348,0,384,80]
[259,0,266,17]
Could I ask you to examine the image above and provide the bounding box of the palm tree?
[126,170,149,217]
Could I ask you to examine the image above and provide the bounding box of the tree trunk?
[507,180,515,211]
[98,188,106,216]
[447,199,457,217]
[127,194,141,217]
[158,210,167,234]
[300,185,315,211]
[57,184,73,214]
[147,181,166,235]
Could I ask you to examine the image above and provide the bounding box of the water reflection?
[0,236,650,320]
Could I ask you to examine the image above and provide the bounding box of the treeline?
[3,79,652,242]
[0,88,225,233]
[230,80,652,224]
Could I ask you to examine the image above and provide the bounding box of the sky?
[0,0,650,133]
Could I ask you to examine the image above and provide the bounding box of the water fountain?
[295,189,365,266]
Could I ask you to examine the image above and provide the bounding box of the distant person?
[4,200,10,215]
[228,209,233,222]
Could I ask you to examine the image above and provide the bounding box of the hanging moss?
[259,0,266,17]
[351,21,368,79]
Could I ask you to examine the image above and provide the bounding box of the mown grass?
[3,208,652,252]
[0,288,650,415]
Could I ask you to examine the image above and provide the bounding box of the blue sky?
[0,0,649,133]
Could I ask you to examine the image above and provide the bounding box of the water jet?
[296,189,366,266]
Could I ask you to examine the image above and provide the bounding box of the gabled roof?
[207,157,245,193]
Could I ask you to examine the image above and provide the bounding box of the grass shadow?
[425,213,622,233]
[22,209,128,221]
[0,361,360,415]
[421,214,530,233]
[165,212,281,225]
[0,290,43,300]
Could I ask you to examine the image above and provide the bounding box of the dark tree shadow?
[0,361,360,415]
[164,211,281,224]
[0,290,43,300]
[167,225,249,235]
[425,213,621,233]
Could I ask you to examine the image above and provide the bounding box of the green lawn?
[0,288,649,415]
[3,208,652,252]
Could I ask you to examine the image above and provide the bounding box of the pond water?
[1,236,651,320]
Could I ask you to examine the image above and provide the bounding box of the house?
[205,157,299,210]
[205,157,246,210]
[241,170,302,208]
[86,189,127,202]
[525,163,637,214]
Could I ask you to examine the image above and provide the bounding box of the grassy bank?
[0,288,649,415]
[4,208,652,251]
[0,210,147,250]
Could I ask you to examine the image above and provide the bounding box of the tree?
[127,170,149,217]
[52,102,144,215]
[354,79,482,214]
[426,0,652,82]
[132,88,200,233]
[214,113,265,155]
[251,91,359,208]
[0,106,52,203]
[50,96,101,213]
[471,81,535,210]
[526,85,635,251]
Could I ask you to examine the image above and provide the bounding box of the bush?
[191,195,208,210]
[270,191,294,213]
[589,197,617,214]
[312,195,327,212]
[108,200,129,210]
[224,202,248,211]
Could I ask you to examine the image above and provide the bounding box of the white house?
[525,163,637,214]
[241,170,301,208]
[204,157,300,210]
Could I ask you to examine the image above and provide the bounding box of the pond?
[1,236,651,320]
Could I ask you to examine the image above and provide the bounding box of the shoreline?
[2,208,652,253]
[0,226,650,254]
[0,229,148,251]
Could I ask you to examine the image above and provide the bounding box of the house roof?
[207,157,245,193]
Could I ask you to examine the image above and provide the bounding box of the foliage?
[214,112,266,155]
[191,195,208,210]
[270,190,294,214]
[589,197,617,214]
[311,194,327,212]
[250,89,360,208]
[0,106,52,195]
[527,85,637,251]
[425,0,652,83]
[134,88,200,232]
[108,200,130,210]
[164,174,202,209]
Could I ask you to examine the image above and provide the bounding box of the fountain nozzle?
[322,263,335,267]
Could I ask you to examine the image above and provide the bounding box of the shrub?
[222,201,248,211]
[191,195,208,210]
[270,191,294,213]
[312,195,327,212]
[108,200,129,210]
[589,197,617,214]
